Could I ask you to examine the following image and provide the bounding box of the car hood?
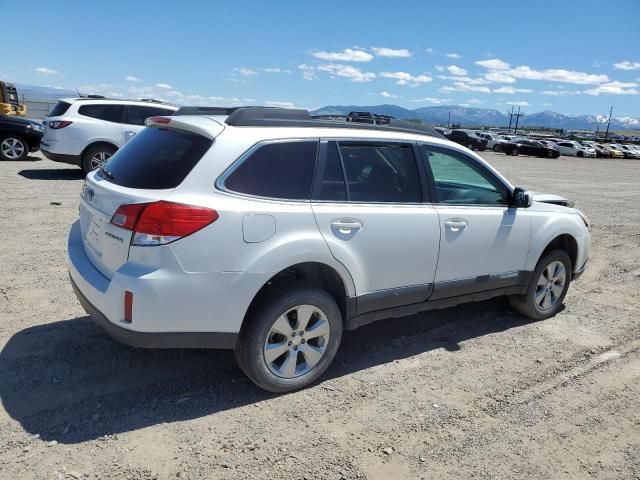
[0,114,37,126]
[531,192,574,207]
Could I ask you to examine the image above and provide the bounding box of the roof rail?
[139,98,164,104]
[174,106,445,139]
[174,106,240,116]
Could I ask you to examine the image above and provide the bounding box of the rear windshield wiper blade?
[99,167,115,180]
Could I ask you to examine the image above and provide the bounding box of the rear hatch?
[42,100,73,145]
[79,118,222,279]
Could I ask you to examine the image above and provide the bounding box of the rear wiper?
[99,166,115,180]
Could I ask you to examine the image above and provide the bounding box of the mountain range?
[312,104,640,131]
[12,84,640,131]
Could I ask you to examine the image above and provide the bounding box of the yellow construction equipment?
[0,82,27,116]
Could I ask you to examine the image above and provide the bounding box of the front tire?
[511,148,519,156]
[467,143,475,151]
[0,135,28,160]
[493,144,502,153]
[82,144,116,174]
[235,288,343,392]
[509,249,572,320]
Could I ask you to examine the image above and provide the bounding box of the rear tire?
[235,288,343,393]
[512,148,519,156]
[82,144,116,174]
[509,249,572,320]
[0,135,28,161]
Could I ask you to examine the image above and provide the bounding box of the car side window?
[315,142,348,201]
[335,142,421,203]
[126,106,175,126]
[77,104,125,123]
[224,141,318,200]
[421,145,508,206]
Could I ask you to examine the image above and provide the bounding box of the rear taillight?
[48,120,73,129]
[148,116,171,125]
[110,201,218,246]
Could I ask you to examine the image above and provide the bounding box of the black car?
[445,129,488,151]
[501,139,560,158]
[0,115,43,160]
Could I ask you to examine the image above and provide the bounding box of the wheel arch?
[533,233,578,276]
[80,140,119,160]
[241,262,353,333]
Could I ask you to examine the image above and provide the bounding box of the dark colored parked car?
[445,129,488,151]
[0,114,43,160]
[501,139,560,158]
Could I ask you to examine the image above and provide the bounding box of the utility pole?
[447,111,451,128]
[604,106,613,141]
[513,107,524,134]
[507,106,514,132]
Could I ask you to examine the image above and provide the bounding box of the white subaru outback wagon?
[68,107,591,392]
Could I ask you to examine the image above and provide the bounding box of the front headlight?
[575,209,591,229]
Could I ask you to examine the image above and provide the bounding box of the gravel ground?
[1,152,639,480]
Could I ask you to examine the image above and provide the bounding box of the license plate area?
[86,216,105,255]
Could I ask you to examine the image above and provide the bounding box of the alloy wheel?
[1,138,26,159]
[535,261,566,311]
[90,151,112,170]
[263,304,331,378]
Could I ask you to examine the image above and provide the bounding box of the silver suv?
[68,108,591,392]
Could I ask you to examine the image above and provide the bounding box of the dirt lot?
[1,152,639,480]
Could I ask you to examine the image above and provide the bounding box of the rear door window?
[78,104,125,123]
[99,127,212,189]
[125,105,176,126]
[223,141,318,200]
[337,142,421,203]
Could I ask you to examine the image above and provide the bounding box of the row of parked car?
[437,127,640,159]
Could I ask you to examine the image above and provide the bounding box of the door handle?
[444,219,468,231]
[330,219,362,235]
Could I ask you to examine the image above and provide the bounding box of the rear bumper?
[41,148,81,166]
[70,274,237,349]
[67,220,240,349]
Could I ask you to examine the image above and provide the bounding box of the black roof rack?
[221,106,445,139]
[173,106,240,116]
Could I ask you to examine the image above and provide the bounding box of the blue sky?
[3,0,640,116]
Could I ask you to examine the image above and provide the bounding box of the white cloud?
[265,100,296,108]
[156,83,172,89]
[447,65,467,76]
[311,48,373,62]
[542,102,553,106]
[125,75,143,82]
[36,67,59,75]
[583,81,639,96]
[445,53,461,59]
[317,63,376,82]
[475,58,511,70]
[298,64,316,80]
[411,97,452,104]
[483,71,516,83]
[613,61,640,71]
[506,101,530,106]
[439,82,491,93]
[263,67,281,73]
[435,65,444,72]
[372,47,412,58]
[235,68,259,77]
[380,91,398,98]
[467,99,484,104]
[506,66,608,85]
[541,90,581,96]
[379,71,432,86]
[425,48,434,53]
[493,86,533,94]
[477,58,609,85]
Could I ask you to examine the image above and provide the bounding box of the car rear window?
[48,101,71,117]
[223,141,318,200]
[98,127,212,189]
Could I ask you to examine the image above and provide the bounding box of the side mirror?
[511,187,533,208]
